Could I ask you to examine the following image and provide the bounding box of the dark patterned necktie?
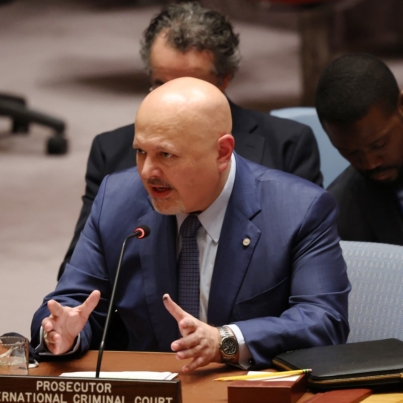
[177,214,202,318]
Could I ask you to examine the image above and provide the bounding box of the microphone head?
[134,225,151,239]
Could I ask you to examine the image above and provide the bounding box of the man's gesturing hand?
[163,293,222,373]
[41,290,101,355]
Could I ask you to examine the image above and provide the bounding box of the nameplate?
[0,375,182,403]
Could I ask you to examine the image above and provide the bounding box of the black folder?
[272,338,403,391]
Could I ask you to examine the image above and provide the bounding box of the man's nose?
[359,151,382,171]
[140,156,160,178]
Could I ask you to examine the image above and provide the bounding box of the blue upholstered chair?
[270,107,349,188]
[340,241,403,343]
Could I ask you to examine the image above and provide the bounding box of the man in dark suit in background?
[316,53,403,245]
[33,78,349,371]
[58,1,323,279]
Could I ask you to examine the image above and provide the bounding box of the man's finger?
[44,330,59,345]
[176,343,203,360]
[172,331,198,352]
[41,317,55,333]
[178,318,197,332]
[163,294,188,322]
[47,299,64,318]
[80,290,101,316]
[182,356,206,373]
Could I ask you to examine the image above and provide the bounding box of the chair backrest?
[270,107,349,187]
[340,240,403,343]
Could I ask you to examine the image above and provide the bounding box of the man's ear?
[217,75,232,92]
[217,134,235,172]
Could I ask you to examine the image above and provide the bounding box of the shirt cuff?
[35,327,81,356]
[227,324,253,369]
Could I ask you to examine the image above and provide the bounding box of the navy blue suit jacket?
[32,155,349,368]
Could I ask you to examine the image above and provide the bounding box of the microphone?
[95,225,151,378]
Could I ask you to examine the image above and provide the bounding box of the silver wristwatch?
[217,326,238,363]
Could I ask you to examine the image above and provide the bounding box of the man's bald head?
[137,77,232,141]
[133,77,234,215]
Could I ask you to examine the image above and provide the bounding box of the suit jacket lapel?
[135,207,179,350]
[208,155,262,325]
[229,100,266,164]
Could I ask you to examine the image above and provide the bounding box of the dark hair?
[140,1,241,80]
[316,53,400,125]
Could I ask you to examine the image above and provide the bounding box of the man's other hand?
[163,293,222,373]
[41,290,101,355]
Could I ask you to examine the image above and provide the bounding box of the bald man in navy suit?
[33,78,349,372]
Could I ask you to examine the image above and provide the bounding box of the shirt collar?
[177,154,236,242]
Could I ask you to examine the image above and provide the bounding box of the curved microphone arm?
[95,225,150,378]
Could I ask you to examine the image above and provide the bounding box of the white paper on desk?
[246,371,300,382]
[60,371,177,380]
[29,360,39,369]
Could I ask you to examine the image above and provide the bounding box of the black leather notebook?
[272,338,403,391]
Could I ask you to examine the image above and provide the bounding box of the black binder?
[272,338,403,391]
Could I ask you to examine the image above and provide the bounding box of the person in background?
[32,78,349,372]
[316,53,403,245]
[58,1,323,279]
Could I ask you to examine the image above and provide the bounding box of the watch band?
[217,326,238,363]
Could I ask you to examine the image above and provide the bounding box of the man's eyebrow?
[153,139,175,150]
[154,142,177,151]
[133,141,177,153]
[369,131,391,145]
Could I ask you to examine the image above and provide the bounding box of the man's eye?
[371,133,391,150]
[134,148,146,155]
[161,152,173,158]
[372,139,387,150]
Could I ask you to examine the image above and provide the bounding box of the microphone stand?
[95,226,149,378]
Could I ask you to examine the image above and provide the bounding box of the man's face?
[148,33,230,92]
[324,105,403,184]
[133,93,227,215]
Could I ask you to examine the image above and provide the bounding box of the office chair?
[270,107,349,187]
[0,1,67,154]
[0,93,68,154]
[340,240,403,343]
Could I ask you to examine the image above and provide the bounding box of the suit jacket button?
[243,238,251,246]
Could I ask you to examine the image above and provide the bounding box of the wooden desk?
[29,351,403,403]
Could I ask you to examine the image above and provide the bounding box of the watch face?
[222,338,238,355]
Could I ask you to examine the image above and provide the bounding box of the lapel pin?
[242,238,251,246]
